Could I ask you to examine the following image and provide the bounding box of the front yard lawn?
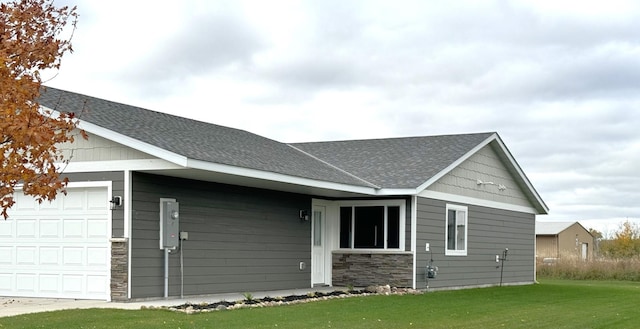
[1,280,638,328]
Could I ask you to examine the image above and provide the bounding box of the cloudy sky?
[48,0,640,235]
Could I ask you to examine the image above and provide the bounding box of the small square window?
[445,204,468,256]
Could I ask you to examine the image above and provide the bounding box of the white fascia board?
[491,136,550,214]
[60,159,183,173]
[414,133,549,215]
[42,105,189,167]
[419,190,539,214]
[187,158,379,195]
[375,188,419,195]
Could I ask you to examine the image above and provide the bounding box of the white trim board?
[60,159,183,173]
[411,196,418,289]
[419,190,539,214]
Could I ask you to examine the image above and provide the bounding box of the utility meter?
[160,199,180,249]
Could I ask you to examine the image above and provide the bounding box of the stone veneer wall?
[110,238,129,301]
[332,252,413,287]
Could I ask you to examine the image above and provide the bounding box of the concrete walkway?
[1,287,343,318]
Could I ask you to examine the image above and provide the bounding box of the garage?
[0,185,111,300]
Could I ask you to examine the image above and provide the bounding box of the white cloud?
[48,0,640,230]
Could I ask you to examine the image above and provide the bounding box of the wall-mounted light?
[299,210,309,221]
[476,179,507,191]
[110,196,122,210]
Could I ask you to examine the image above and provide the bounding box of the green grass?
[2,280,639,328]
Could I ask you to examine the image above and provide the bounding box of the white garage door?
[0,186,110,300]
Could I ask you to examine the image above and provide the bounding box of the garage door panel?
[14,194,37,211]
[87,190,109,210]
[63,219,84,238]
[16,274,36,292]
[16,220,36,238]
[63,275,84,294]
[87,247,108,266]
[88,219,108,239]
[0,220,12,237]
[63,247,84,266]
[39,275,60,293]
[39,220,61,238]
[63,192,84,210]
[39,247,60,265]
[0,186,110,300]
[0,274,11,291]
[87,275,108,294]
[0,247,12,264]
[16,247,36,265]
[39,197,62,211]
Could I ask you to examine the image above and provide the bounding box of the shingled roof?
[38,87,375,188]
[291,133,493,189]
[37,86,546,213]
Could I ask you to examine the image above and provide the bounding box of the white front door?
[311,205,327,286]
[581,243,588,261]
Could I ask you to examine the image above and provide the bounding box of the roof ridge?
[286,143,381,189]
[290,132,496,145]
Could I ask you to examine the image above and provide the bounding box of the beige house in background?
[536,222,594,261]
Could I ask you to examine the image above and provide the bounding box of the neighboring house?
[0,87,548,301]
[536,221,593,261]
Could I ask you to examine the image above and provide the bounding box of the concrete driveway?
[0,297,141,317]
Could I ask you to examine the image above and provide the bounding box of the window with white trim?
[338,201,404,250]
[445,204,468,256]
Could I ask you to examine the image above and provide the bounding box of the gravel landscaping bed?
[161,285,421,314]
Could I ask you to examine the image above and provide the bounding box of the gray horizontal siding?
[62,171,125,237]
[130,172,312,298]
[428,144,531,208]
[415,197,535,289]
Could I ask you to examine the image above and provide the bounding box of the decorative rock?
[169,285,424,314]
[365,285,378,293]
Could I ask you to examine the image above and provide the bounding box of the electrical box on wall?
[160,199,180,249]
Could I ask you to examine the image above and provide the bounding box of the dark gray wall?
[63,171,125,237]
[415,197,535,289]
[130,172,312,298]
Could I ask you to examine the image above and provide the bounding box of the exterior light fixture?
[110,196,122,210]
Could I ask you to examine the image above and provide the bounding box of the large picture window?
[445,204,468,256]
[339,201,404,250]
